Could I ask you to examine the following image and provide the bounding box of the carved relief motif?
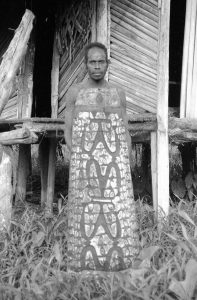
[67,88,139,271]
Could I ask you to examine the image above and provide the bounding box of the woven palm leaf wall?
[57,0,93,119]
[109,0,159,114]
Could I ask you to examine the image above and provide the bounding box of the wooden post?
[190,4,197,118]
[51,33,60,119]
[18,37,35,118]
[0,10,35,116]
[180,0,193,117]
[155,0,170,216]
[185,0,197,118]
[42,32,60,215]
[96,0,110,79]
[0,146,13,231]
[151,132,158,215]
[15,144,31,204]
[91,0,97,42]
[180,0,197,118]
[45,138,57,216]
[39,138,50,208]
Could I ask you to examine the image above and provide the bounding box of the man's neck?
[86,78,108,88]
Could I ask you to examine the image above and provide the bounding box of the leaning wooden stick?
[0,9,35,116]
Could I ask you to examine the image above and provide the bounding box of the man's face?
[86,47,108,81]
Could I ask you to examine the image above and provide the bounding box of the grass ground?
[1,198,197,299]
[0,144,197,299]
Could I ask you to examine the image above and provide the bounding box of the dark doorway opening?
[169,0,186,108]
[30,0,57,117]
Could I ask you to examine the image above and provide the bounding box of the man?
[64,42,139,272]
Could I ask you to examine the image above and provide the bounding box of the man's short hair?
[84,42,108,63]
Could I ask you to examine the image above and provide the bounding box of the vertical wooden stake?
[190,6,197,117]
[51,34,60,119]
[0,146,13,231]
[185,0,197,118]
[91,0,97,42]
[45,138,57,216]
[151,132,158,216]
[18,37,35,118]
[39,138,49,208]
[15,144,31,204]
[156,0,170,217]
[180,0,193,117]
[96,0,110,79]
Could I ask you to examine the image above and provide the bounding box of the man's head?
[84,42,108,64]
[84,42,109,81]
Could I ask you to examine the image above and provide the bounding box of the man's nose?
[95,62,100,68]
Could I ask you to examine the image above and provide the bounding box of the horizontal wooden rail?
[0,116,197,144]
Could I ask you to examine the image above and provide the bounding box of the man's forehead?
[87,47,106,59]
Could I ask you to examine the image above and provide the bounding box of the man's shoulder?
[108,83,126,98]
[66,82,84,102]
[67,82,83,94]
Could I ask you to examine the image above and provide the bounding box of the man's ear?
[107,59,111,65]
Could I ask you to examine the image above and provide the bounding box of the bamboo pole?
[0,10,35,116]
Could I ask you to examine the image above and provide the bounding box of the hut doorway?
[31,1,56,118]
[169,0,186,109]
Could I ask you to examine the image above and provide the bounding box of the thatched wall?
[109,0,159,114]
[57,0,94,119]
